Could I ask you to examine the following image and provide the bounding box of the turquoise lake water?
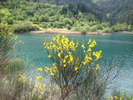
[16,33,133,95]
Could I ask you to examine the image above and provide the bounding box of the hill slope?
[92,0,126,13]
[109,0,133,25]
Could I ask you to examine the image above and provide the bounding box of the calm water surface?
[16,33,133,95]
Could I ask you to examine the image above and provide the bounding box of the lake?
[16,33,133,96]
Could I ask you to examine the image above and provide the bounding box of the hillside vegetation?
[92,0,133,26]
[0,0,133,33]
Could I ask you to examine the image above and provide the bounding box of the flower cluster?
[42,34,103,99]
[43,34,102,77]
[18,72,25,83]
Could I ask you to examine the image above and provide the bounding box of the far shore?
[16,28,133,35]
[28,28,111,35]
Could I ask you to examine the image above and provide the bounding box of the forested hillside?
[92,0,133,26]
[92,0,126,13]
[109,0,133,25]
[0,0,133,33]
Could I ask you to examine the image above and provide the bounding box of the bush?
[43,14,49,22]
[42,35,122,100]
[32,24,40,31]
[71,26,80,32]
[42,23,47,28]
[101,22,110,27]
[17,15,24,21]
[103,27,113,33]
[32,17,37,23]
[0,22,57,100]
[112,23,128,32]
[66,24,71,30]
[0,22,15,67]
[47,23,51,28]
[13,21,39,33]
[7,17,14,24]
[63,18,72,26]
[88,21,98,26]
[84,25,91,32]
[110,87,133,100]
[96,24,103,30]
[80,28,87,34]
[43,35,103,99]
[90,25,98,32]
[49,18,53,22]
[71,17,75,24]
[38,16,43,23]
[97,29,104,33]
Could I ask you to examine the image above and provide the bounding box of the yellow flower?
[36,68,43,71]
[64,64,66,67]
[65,55,68,59]
[111,96,113,100]
[37,82,41,87]
[37,76,43,81]
[82,44,85,49]
[115,96,118,99]
[18,77,21,81]
[92,40,97,45]
[48,55,52,58]
[52,36,56,41]
[75,67,78,71]
[70,56,73,62]
[43,42,46,45]
[96,64,100,71]
[120,97,122,100]
[45,67,49,70]
[29,86,31,88]
[44,69,48,72]
[12,45,15,49]
[22,42,24,44]
[87,48,91,52]
[53,63,56,66]
[15,36,18,40]
[87,39,91,44]
[9,32,12,34]
[63,60,66,63]
[122,90,125,93]
[58,52,61,57]
[82,61,86,65]
[40,88,44,91]
[20,40,21,43]
[49,71,54,76]
[23,79,25,83]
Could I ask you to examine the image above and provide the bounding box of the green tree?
[78,11,83,18]
[38,16,42,23]
[17,15,24,21]
[43,14,49,22]
[7,17,14,24]
[71,17,75,24]
[32,17,37,23]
